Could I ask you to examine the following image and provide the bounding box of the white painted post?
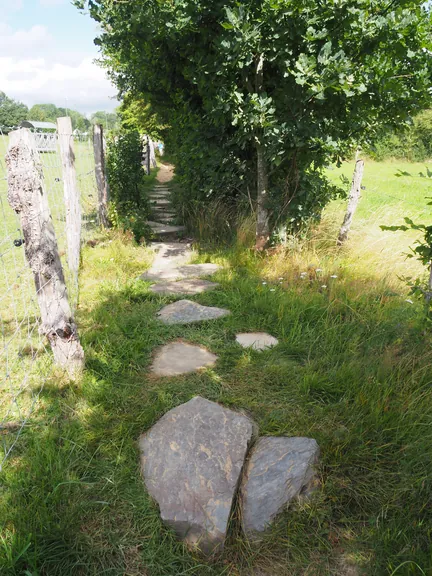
[93,124,110,228]
[6,128,84,376]
[57,116,81,276]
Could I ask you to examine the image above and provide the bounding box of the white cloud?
[0,23,118,113]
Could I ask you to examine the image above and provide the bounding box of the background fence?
[0,123,100,470]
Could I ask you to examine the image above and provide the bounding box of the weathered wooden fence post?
[93,124,110,228]
[337,152,365,246]
[6,128,84,376]
[57,117,81,276]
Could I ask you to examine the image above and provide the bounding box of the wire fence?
[0,126,98,470]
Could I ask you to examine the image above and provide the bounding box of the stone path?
[147,164,186,239]
[138,170,318,554]
[151,341,218,376]
[236,332,279,351]
[157,300,230,325]
[149,279,219,295]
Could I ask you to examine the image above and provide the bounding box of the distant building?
[20,120,57,152]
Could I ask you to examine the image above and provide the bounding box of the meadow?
[0,157,431,575]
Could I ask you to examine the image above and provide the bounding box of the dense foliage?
[77,0,432,244]
[106,131,150,242]
[117,93,165,140]
[0,91,28,130]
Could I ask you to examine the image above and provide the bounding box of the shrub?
[106,132,150,242]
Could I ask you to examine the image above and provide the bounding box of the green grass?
[0,160,432,575]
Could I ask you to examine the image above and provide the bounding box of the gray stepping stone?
[148,221,186,237]
[141,263,221,282]
[150,341,217,376]
[151,198,171,205]
[139,396,255,554]
[236,332,279,350]
[150,242,192,266]
[150,279,219,295]
[157,299,230,324]
[240,437,320,535]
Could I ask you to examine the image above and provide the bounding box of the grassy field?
[0,159,431,575]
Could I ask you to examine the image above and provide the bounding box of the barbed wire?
[0,127,98,471]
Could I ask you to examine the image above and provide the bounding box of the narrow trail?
[147,162,186,239]
[140,162,278,386]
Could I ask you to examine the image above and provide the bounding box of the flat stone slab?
[150,279,220,295]
[149,242,192,268]
[140,397,255,554]
[150,341,218,376]
[148,221,186,236]
[141,263,221,282]
[240,437,320,535]
[151,198,171,206]
[236,332,279,351]
[157,299,230,325]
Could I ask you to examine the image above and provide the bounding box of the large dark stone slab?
[240,436,320,535]
[140,396,255,554]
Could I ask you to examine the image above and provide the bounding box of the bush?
[106,132,150,242]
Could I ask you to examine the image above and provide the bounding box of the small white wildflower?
[279,277,284,280]
[321,285,327,289]
[405,298,414,304]
[330,274,338,279]
[262,281,267,285]
[300,272,307,276]
[316,268,323,273]
[270,288,276,292]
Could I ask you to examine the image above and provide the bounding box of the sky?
[0,0,118,116]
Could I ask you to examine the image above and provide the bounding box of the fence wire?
[0,127,98,470]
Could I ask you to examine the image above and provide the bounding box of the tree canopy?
[0,92,28,130]
[78,0,432,245]
[29,103,91,131]
[90,111,119,132]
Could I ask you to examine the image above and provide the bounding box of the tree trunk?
[93,124,110,228]
[255,142,270,250]
[254,53,270,250]
[337,155,365,245]
[6,128,84,377]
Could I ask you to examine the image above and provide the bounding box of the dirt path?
[156,163,174,183]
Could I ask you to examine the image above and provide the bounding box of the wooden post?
[6,128,84,376]
[57,117,81,276]
[337,153,365,246]
[93,124,110,227]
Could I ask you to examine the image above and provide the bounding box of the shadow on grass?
[1,259,432,575]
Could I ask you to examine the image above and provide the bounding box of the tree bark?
[57,116,81,276]
[255,142,270,250]
[254,53,270,250]
[6,128,84,377]
[337,155,365,245]
[93,124,110,228]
